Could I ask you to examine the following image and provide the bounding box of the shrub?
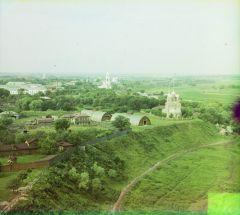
[108,169,117,178]
[112,115,131,131]
[54,119,70,131]
[78,172,90,190]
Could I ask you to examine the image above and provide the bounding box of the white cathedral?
[162,91,182,118]
[98,72,112,89]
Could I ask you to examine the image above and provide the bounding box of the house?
[71,114,90,125]
[61,113,91,125]
[0,139,39,156]
[81,110,112,122]
[57,141,73,152]
[0,111,19,119]
[0,82,46,95]
[111,113,151,126]
[36,117,54,124]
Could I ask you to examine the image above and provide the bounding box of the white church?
[98,72,112,89]
[162,91,182,118]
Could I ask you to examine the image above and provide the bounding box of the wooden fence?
[0,155,57,172]
[0,129,131,172]
[49,128,132,165]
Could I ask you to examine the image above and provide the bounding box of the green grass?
[122,142,240,212]
[0,172,19,202]
[0,169,42,202]
[107,120,225,182]
[0,154,46,165]
[13,120,236,212]
[145,78,240,104]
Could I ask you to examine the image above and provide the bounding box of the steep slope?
[14,120,231,211]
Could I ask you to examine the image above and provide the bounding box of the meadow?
[122,142,240,212]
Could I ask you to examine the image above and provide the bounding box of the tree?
[108,169,117,178]
[54,119,70,131]
[68,167,80,181]
[17,97,32,111]
[0,116,13,128]
[112,115,131,130]
[0,88,10,98]
[78,172,89,190]
[29,100,43,111]
[40,137,58,155]
[91,178,102,192]
[0,116,15,144]
[92,162,105,177]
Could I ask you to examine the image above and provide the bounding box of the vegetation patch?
[12,120,230,212]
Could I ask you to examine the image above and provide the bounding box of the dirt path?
[111,140,234,212]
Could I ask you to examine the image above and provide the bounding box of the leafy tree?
[40,137,58,155]
[68,167,80,181]
[0,116,13,128]
[91,178,102,192]
[0,117,15,144]
[17,88,25,95]
[112,115,131,130]
[78,172,89,190]
[108,169,117,178]
[17,97,32,111]
[29,100,43,111]
[92,162,105,177]
[0,88,10,98]
[54,119,70,131]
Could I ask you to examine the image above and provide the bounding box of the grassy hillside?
[14,120,234,212]
[106,120,224,181]
[122,143,240,212]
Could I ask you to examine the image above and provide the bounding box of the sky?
[0,0,239,77]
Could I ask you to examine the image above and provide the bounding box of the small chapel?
[162,91,182,118]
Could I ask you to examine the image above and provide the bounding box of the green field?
[0,169,42,202]
[144,77,240,104]
[0,172,19,202]
[122,143,240,212]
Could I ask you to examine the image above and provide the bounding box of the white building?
[162,91,182,118]
[0,82,47,95]
[98,72,112,89]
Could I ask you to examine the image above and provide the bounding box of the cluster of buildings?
[33,110,152,127]
[0,82,47,95]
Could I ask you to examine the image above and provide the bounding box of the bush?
[108,169,117,178]
[78,172,90,190]
[54,119,70,131]
[112,115,131,131]
[40,137,58,155]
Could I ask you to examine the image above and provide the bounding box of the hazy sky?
[0,0,239,77]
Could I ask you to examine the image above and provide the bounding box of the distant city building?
[162,91,182,118]
[112,77,119,84]
[0,82,46,95]
[137,92,159,99]
[98,73,112,89]
[0,111,19,119]
[65,80,77,86]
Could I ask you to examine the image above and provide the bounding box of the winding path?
[111,140,234,212]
